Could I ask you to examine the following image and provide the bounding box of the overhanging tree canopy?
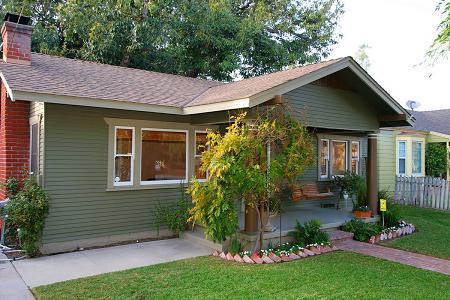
[1,0,343,81]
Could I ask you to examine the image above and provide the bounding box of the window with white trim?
[412,141,423,175]
[30,123,39,176]
[397,141,406,175]
[351,141,360,174]
[331,140,348,176]
[320,139,329,178]
[194,131,208,180]
[141,129,188,184]
[114,127,134,186]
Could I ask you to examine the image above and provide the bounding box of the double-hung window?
[331,140,348,176]
[351,141,360,175]
[397,141,406,175]
[194,131,208,180]
[141,129,188,184]
[114,127,135,186]
[320,139,329,178]
[412,141,423,175]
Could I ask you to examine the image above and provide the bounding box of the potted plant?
[333,172,361,210]
[353,205,371,218]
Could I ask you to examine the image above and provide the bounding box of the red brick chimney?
[1,13,33,65]
[0,13,33,198]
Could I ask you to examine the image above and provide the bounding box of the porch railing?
[394,175,450,211]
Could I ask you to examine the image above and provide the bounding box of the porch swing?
[291,183,334,202]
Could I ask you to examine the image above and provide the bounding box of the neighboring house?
[0,14,412,254]
[378,109,450,192]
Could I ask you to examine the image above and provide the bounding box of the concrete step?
[180,226,224,252]
[328,230,354,245]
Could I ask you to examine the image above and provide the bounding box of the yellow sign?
[380,199,387,212]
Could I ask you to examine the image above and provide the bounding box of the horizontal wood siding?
[284,83,379,131]
[42,104,191,244]
[377,130,396,192]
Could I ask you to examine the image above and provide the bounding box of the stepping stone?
[309,246,321,255]
[261,254,274,264]
[219,252,227,259]
[269,252,282,263]
[289,253,301,260]
[242,255,254,264]
[303,249,315,256]
[251,253,264,264]
[234,254,244,263]
[226,252,235,261]
[280,254,290,262]
[212,250,219,256]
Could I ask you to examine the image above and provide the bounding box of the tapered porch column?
[367,134,378,216]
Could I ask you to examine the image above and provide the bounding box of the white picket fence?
[394,175,450,211]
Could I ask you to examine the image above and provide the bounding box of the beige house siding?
[377,130,396,192]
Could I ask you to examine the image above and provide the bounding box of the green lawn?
[33,252,450,300]
[381,206,450,259]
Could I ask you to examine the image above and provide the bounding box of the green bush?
[378,189,401,228]
[229,238,243,255]
[426,143,448,177]
[342,219,379,242]
[155,185,191,235]
[6,177,49,256]
[288,219,330,246]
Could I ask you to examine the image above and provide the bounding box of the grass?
[33,252,450,300]
[381,205,450,259]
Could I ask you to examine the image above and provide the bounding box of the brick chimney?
[0,13,33,198]
[1,13,33,65]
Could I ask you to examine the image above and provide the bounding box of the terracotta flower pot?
[353,210,372,218]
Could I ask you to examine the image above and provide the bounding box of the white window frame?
[319,139,330,179]
[351,141,360,175]
[113,126,135,187]
[140,128,189,185]
[412,140,423,176]
[397,140,407,175]
[195,130,209,182]
[330,140,348,177]
[29,121,39,176]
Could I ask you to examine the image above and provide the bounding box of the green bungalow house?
[0,14,412,254]
[378,109,450,192]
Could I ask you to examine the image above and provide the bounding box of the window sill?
[106,184,182,191]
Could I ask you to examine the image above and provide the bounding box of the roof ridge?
[30,52,223,86]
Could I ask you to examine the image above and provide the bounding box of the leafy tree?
[427,0,449,61]
[426,143,448,177]
[1,0,344,80]
[189,106,314,250]
[354,43,371,70]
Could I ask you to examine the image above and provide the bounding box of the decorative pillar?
[367,133,378,215]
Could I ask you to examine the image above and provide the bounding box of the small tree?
[189,106,314,250]
[426,143,448,177]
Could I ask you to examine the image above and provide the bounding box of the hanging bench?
[292,183,334,202]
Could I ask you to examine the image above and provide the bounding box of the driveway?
[13,238,212,288]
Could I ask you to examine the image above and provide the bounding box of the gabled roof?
[0,53,411,123]
[406,109,450,135]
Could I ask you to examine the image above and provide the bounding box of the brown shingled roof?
[0,53,344,109]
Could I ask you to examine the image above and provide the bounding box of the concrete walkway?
[0,254,35,300]
[13,238,212,288]
[338,239,450,275]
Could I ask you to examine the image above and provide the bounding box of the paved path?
[338,239,450,275]
[0,254,35,300]
[13,238,212,288]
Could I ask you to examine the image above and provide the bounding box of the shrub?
[288,219,330,246]
[229,238,243,255]
[378,189,401,228]
[426,143,448,177]
[6,177,49,256]
[154,184,191,235]
[342,219,379,242]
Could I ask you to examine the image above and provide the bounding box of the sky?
[329,0,449,111]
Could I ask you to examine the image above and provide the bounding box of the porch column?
[367,133,378,216]
[244,204,258,232]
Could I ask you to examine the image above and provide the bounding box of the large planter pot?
[353,210,372,218]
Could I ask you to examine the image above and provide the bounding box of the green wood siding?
[42,104,192,245]
[284,83,379,131]
[377,130,396,192]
